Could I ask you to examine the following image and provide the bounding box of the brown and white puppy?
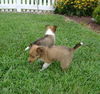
[28,42,83,71]
[25,25,57,51]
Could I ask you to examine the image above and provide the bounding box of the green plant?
[55,0,98,16]
[93,5,100,24]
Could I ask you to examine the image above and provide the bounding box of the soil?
[65,16,100,33]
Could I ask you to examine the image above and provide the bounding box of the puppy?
[28,42,83,71]
[25,25,57,51]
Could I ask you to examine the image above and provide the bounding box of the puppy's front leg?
[40,63,50,71]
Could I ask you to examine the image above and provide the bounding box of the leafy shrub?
[54,0,98,16]
[93,5,100,24]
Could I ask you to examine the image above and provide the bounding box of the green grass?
[0,13,100,94]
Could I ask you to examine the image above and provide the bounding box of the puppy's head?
[45,25,57,33]
[28,45,45,63]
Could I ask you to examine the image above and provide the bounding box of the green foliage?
[93,5,100,24]
[0,13,100,94]
[54,0,98,16]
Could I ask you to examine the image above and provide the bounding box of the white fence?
[0,0,55,12]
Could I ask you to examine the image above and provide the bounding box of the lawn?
[0,13,100,94]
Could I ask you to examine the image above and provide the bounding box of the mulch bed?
[66,16,100,33]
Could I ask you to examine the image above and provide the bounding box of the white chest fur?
[45,29,55,41]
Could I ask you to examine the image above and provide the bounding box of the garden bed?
[66,16,100,33]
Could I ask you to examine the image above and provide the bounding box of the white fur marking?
[45,29,55,36]
[40,63,50,71]
[25,46,30,51]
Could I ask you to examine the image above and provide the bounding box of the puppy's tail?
[25,43,33,51]
[73,42,83,50]
[25,46,30,51]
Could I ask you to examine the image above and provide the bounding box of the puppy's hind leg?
[40,63,51,71]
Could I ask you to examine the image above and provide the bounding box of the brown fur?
[28,43,83,70]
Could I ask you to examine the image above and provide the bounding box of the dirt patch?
[65,16,100,33]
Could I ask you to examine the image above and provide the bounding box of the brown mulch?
[65,16,100,33]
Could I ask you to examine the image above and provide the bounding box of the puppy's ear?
[36,47,45,56]
[52,25,57,32]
